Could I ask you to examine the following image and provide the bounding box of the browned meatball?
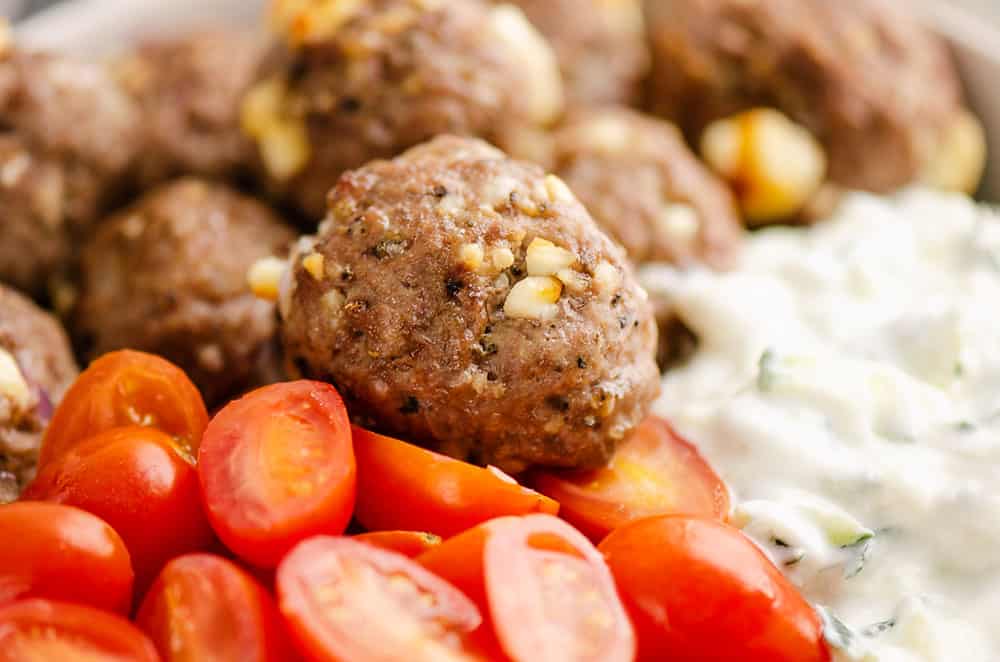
[0,285,78,502]
[504,0,649,105]
[0,47,142,296]
[118,29,270,185]
[280,136,659,472]
[246,0,563,220]
[75,178,296,405]
[643,0,969,193]
[550,108,742,268]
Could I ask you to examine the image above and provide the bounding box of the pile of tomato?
[0,350,831,662]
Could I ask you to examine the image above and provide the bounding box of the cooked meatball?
[0,47,142,296]
[503,0,648,105]
[75,178,296,405]
[247,0,564,220]
[118,29,269,185]
[0,285,78,502]
[550,108,742,267]
[643,0,972,193]
[280,136,660,472]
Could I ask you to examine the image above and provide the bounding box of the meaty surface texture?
[75,178,296,406]
[643,0,964,193]
[0,285,78,502]
[503,0,648,105]
[550,107,742,268]
[0,47,142,296]
[281,136,660,472]
[118,29,270,185]
[249,0,564,221]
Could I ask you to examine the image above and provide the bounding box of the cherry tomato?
[354,531,442,558]
[24,426,214,594]
[419,514,635,662]
[0,599,159,662]
[41,350,208,466]
[0,502,133,613]
[199,381,356,568]
[534,416,730,540]
[598,516,829,662]
[277,536,482,662]
[353,426,559,539]
[137,554,293,662]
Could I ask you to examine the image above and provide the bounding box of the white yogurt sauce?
[640,190,1000,661]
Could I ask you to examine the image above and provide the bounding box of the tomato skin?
[353,531,442,558]
[533,416,730,541]
[0,599,159,662]
[23,426,214,595]
[277,536,482,662]
[199,381,356,568]
[40,350,208,466]
[352,426,559,539]
[598,516,830,662]
[137,554,294,662]
[0,502,133,614]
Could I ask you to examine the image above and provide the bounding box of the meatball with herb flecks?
[279,135,660,473]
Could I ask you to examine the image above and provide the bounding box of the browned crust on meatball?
[550,107,742,268]
[281,136,660,472]
[0,284,78,501]
[75,178,295,405]
[643,0,964,192]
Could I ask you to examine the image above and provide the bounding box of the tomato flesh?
[199,381,356,567]
[599,515,829,662]
[534,416,729,541]
[24,425,214,594]
[353,426,558,539]
[0,502,133,614]
[277,536,482,662]
[137,554,292,662]
[41,350,208,466]
[354,531,442,558]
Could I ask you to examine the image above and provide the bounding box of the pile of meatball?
[0,0,984,500]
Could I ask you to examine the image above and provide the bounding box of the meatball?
[643,0,976,194]
[504,0,649,105]
[0,47,142,296]
[549,108,742,267]
[0,285,78,502]
[280,135,660,472]
[75,178,296,405]
[118,29,270,185]
[246,0,564,220]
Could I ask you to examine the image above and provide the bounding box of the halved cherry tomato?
[353,426,559,538]
[533,416,730,541]
[354,531,442,558]
[599,516,829,662]
[199,381,356,568]
[0,599,159,662]
[137,554,294,662]
[40,350,208,466]
[24,425,215,595]
[0,502,133,613]
[277,536,483,662]
[419,514,635,662]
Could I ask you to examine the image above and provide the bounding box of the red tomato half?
[41,350,208,465]
[0,599,159,662]
[24,426,214,594]
[199,381,356,567]
[353,426,559,539]
[277,536,483,662]
[534,416,730,541]
[353,531,442,558]
[0,502,133,613]
[137,554,293,662]
[599,516,829,662]
[419,514,635,662]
